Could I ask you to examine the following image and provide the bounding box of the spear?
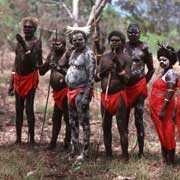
[94,50,116,161]
[94,73,111,161]
[40,27,57,143]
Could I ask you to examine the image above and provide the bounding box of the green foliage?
[141,33,165,55]
[0,0,24,49]
[102,6,126,34]
[0,0,179,52]
[114,0,179,35]
[141,29,179,55]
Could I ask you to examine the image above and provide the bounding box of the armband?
[25,50,31,55]
[56,66,60,71]
[164,98,169,102]
[167,89,174,92]
[97,73,101,79]
[167,80,176,84]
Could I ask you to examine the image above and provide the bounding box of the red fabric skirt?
[14,71,39,97]
[149,78,176,150]
[126,77,147,108]
[67,87,93,107]
[101,90,127,115]
[176,80,180,139]
[52,88,68,110]
[176,96,180,139]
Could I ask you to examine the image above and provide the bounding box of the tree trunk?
[87,0,108,26]
[72,0,79,26]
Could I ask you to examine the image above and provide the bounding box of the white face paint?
[72,33,86,50]
[158,56,170,69]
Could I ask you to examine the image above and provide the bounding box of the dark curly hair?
[157,44,178,65]
[127,23,141,33]
[108,31,126,44]
[22,17,38,30]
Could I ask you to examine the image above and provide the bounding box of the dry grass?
[1,144,180,180]
[1,53,180,179]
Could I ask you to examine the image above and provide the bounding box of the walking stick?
[39,74,51,143]
[94,71,111,161]
[94,49,116,161]
[39,28,57,143]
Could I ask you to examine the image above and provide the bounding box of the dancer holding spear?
[95,31,131,160]
[39,31,71,149]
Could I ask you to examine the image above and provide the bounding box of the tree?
[114,0,180,34]
[0,0,109,50]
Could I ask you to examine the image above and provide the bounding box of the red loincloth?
[101,90,127,115]
[14,71,39,97]
[149,78,176,150]
[176,80,180,139]
[52,88,68,110]
[67,87,93,107]
[126,77,147,108]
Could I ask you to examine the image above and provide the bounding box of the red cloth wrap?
[149,78,176,150]
[126,77,147,108]
[177,96,180,140]
[67,87,93,107]
[176,80,180,139]
[14,71,39,97]
[101,90,127,115]
[52,88,68,110]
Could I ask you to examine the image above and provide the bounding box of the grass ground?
[1,53,180,180]
[1,86,180,180]
[1,142,180,180]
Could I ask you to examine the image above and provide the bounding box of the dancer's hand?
[80,96,89,112]
[16,34,29,53]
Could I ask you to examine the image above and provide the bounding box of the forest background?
[0,0,180,180]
